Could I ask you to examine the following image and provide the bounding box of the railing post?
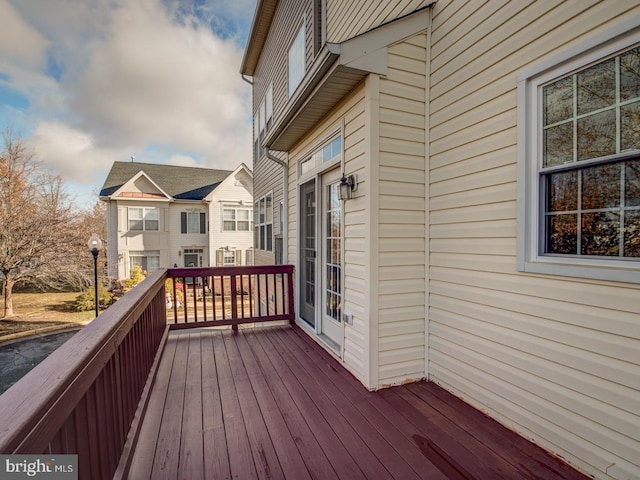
[231,275,238,333]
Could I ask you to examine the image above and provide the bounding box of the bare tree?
[0,129,79,317]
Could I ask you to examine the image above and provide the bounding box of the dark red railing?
[0,269,168,480]
[166,265,295,331]
[0,264,296,480]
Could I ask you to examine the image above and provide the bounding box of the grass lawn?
[0,291,95,338]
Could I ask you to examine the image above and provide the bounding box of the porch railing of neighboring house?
[0,264,296,480]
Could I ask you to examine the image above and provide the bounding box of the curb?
[0,322,88,346]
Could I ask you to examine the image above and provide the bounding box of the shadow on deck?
[129,324,586,480]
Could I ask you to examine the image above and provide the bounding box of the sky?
[0,0,257,208]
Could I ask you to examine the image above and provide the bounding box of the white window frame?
[517,18,640,283]
[129,250,160,273]
[128,207,159,232]
[254,192,273,252]
[223,205,252,232]
[288,24,305,97]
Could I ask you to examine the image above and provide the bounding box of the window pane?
[223,209,235,220]
[581,163,621,210]
[547,171,578,211]
[145,220,159,231]
[581,211,620,256]
[621,101,640,152]
[544,77,573,125]
[238,209,249,220]
[544,122,573,167]
[546,214,577,254]
[238,221,250,231]
[224,221,236,231]
[577,58,616,115]
[266,195,273,222]
[577,109,616,161]
[288,25,305,96]
[145,208,159,220]
[129,220,143,231]
[267,224,273,251]
[624,210,640,256]
[626,160,640,207]
[187,212,200,233]
[620,46,640,102]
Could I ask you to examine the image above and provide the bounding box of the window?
[254,193,273,251]
[518,27,640,282]
[183,248,204,268]
[128,207,159,231]
[254,83,274,160]
[300,135,342,176]
[288,24,305,97]
[181,212,206,234]
[223,206,252,231]
[129,250,160,273]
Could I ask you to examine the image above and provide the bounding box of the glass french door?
[299,180,316,326]
[299,170,343,349]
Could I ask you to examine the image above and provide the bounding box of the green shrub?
[123,265,146,290]
[73,283,113,312]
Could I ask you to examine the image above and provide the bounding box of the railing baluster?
[165,265,294,329]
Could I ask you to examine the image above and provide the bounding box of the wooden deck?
[128,324,587,480]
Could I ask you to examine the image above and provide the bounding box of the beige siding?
[326,0,431,43]
[287,84,370,384]
[252,0,315,265]
[429,1,640,478]
[376,33,427,387]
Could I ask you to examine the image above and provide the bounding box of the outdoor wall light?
[339,174,358,200]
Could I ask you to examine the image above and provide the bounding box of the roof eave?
[240,0,278,76]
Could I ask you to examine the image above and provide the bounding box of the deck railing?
[166,265,295,331]
[0,264,295,480]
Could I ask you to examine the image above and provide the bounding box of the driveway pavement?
[0,329,79,395]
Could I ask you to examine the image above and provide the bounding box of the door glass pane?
[325,183,341,322]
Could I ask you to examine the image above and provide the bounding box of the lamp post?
[87,233,103,317]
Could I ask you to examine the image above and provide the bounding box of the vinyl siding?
[207,168,254,266]
[429,1,640,478]
[287,83,369,384]
[326,0,431,43]
[252,0,314,265]
[377,33,427,387]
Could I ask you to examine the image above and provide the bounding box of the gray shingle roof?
[99,162,234,200]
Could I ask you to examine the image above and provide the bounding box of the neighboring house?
[241,1,640,479]
[99,162,253,281]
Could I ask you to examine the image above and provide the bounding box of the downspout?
[265,148,288,263]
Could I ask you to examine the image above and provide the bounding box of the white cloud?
[0,0,49,70]
[31,121,125,182]
[1,0,254,200]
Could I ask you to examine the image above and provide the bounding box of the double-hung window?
[518,25,640,283]
[181,211,206,234]
[254,83,273,159]
[128,207,159,232]
[223,206,252,231]
[129,250,160,273]
[288,24,305,97]
[254,193,273,251]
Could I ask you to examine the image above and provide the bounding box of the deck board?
[127,325,589,480]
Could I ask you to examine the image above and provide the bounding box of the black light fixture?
[87,233,103,318]
[339,174,358,200]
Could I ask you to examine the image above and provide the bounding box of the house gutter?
[241,74,253,86]
[265,148,288,263]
